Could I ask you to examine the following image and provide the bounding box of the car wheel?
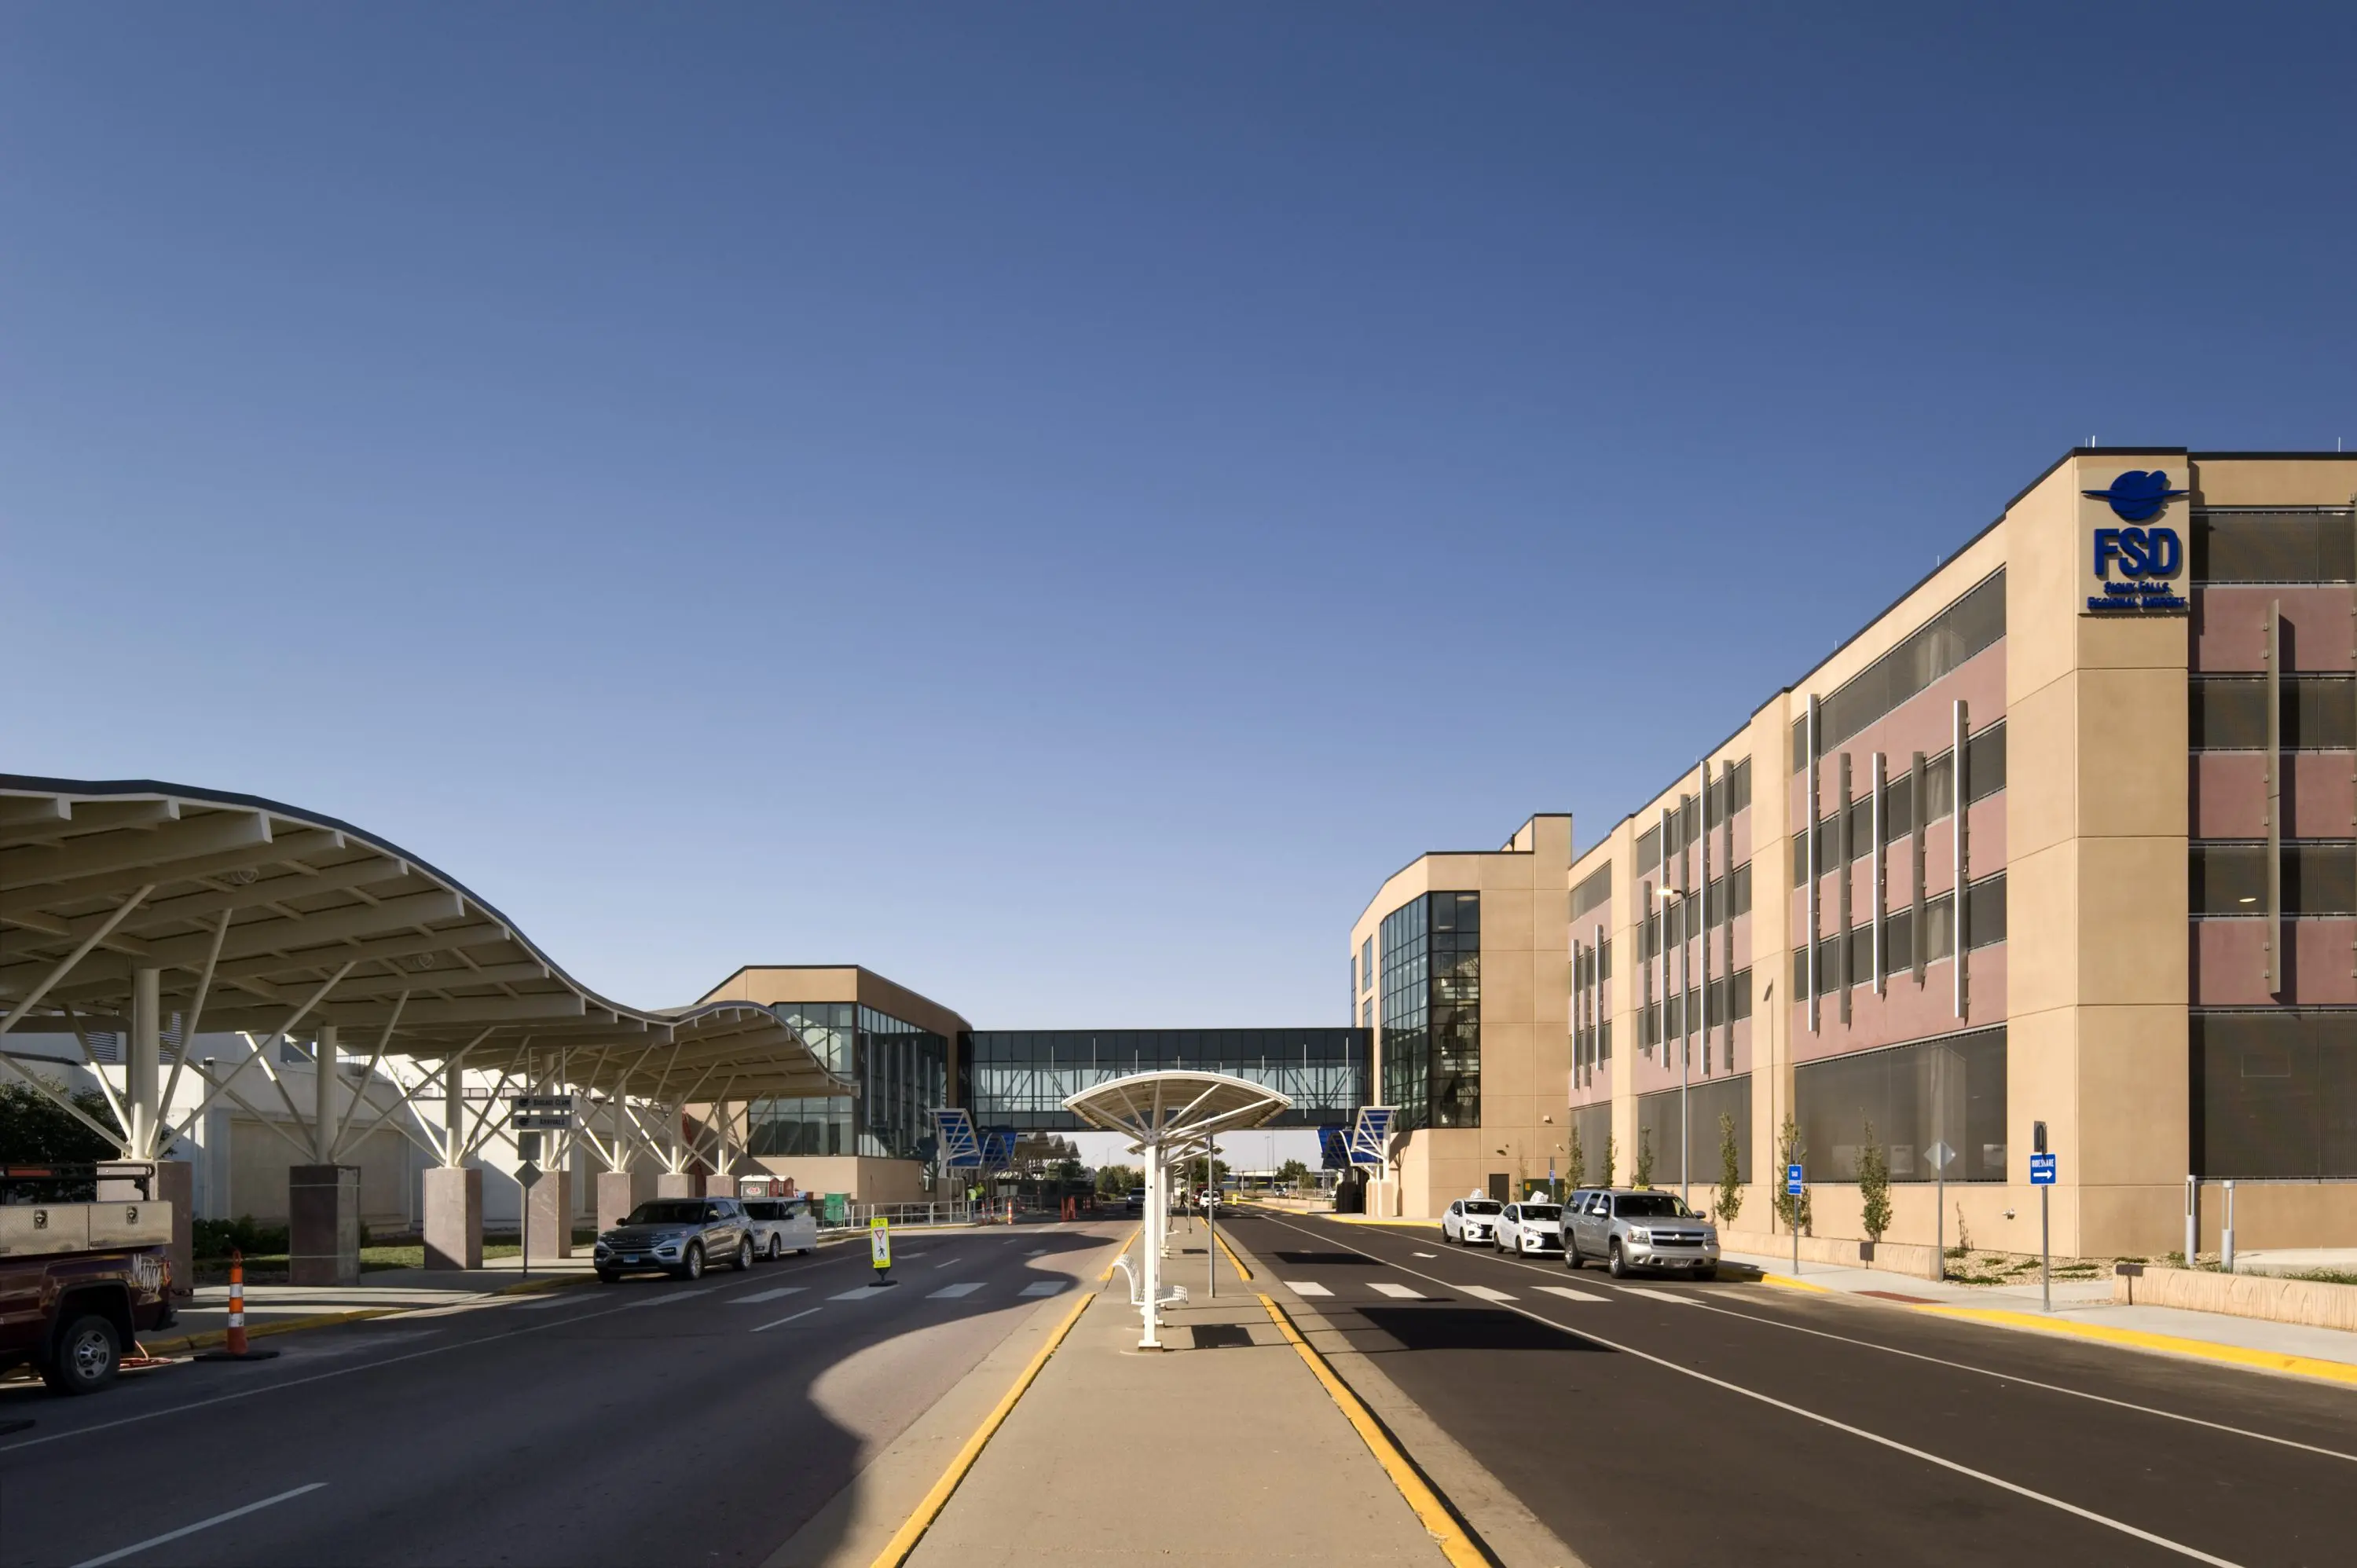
[679,1243,706,1280]
[1565,1240,1582,1270]
[42,1313,120,1396]
[1608,1240,1629,1279]
[734,1237,754,1272]
[596,1268,620,1284]
[767,1236,784,1261]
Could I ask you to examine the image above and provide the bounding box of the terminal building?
[1354,449,2357,1260]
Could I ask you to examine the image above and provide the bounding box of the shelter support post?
[288,1028,362,1285]
[1139,1144,1163,1350]
[128,967,161,1157]
[598,1167,658,1233]
[423,1165,483,1270]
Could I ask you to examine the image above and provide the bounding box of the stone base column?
[596,1169,656,1233]
[654,1171,706,1200]
[526,1165,573,1258]
[423,1166,482,1269]
[98,1160,193,1300]
[289,1164,361,1286]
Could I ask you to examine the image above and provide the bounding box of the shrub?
[1633,1128,1655,1189]
[192,1216,291,1258]
[1566,1123,1585,1189]
[1600,1134,1617,1189]
[1713,1112,1744,1225]
[1857,1118,1892,1242]
[0,1083,123,1163]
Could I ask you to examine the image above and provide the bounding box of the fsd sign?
[2082,470,2188,615]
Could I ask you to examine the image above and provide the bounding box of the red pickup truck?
[0,1173,178,1395]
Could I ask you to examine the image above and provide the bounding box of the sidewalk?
[145,1255,599,1353]
[1724,1247,2357,1386]
[904,1228,1450,1567]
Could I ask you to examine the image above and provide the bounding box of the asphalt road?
[1219,1208,2354,1568]
[0,1223,1121,1568]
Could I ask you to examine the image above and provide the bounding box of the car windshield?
[1519,1204,1562,1220]
[1614,1194,1685,1218]
[621,1201,708,1226]
[1463,1201,1501,1214]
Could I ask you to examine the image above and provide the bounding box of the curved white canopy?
[1063,1069,1291,1152]
[0,775,848,1102]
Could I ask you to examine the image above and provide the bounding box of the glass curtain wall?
[1381,892,1480,1131]
[962,1029,1369,1130]
[1794,1027,2007,1182]
[746,1002,948,1160]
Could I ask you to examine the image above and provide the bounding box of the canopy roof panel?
[0,776,846,1102]
[1063,1070,1292,1149]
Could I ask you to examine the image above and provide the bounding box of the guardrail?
[823,1201,981,1231]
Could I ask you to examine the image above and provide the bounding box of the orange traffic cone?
[196,1247,279,1362]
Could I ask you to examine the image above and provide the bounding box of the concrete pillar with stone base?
[654,1171,706,1200]
[526,1163,573,1258]
[596,1168,657,1234]
[289,1164,361,1285]
[423,1166,482,1269]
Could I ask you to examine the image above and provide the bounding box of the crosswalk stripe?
[1369,1282,1426,1300]
[1282,1280,1332,1298]
[930,1283,984,1299]
[831,1285,893,1301]
[1622,1287,1699,1305]
[731,1286,805,1304]
[515,1295,587,1310]
[1462,1285,1516,1302]
[1020,1280,1065,1296]
[1535,1284,1610,1302]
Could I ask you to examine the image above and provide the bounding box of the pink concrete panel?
[1788,946,2003,1064]
[2192,918,2357,1006]
[1784,644,2007,836]
[2195,585,2357,673]
[2191,753,2357,839]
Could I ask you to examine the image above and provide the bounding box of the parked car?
[1563,1188,1721,1279]
[0,1197,178,1395]
[1122,1189,1145,1217]
[1493,1200,1565,1256]
[1441,1197,1504,1245]
[740,1197,819,1259]
[594,1198,755,1281]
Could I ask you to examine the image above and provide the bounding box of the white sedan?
[1493,1200,1566,1255]
[1441,1197,1504,1245]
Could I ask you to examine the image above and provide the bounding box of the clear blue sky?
[5,5,2352,1027]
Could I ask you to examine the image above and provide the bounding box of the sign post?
[515,1130,543,1280]
[2029,1121,2057,1313]
[1927,1140,1956,1282]
[869,1214,894,1287]
[1785,1163,1804,1277]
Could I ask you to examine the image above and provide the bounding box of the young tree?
[1274,1158,1310,1190]
[1773,1112,1813,1235]
[1633,1128,1655,1189]
[1093,1164,1140,1199]
[1856,1118,1893,1243]
[1600,1133,1617,1189]
[1565,1123,1586,1189]
[1713,1112,1744,1225]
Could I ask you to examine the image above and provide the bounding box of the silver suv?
[1563,1188,1720,1279]
[595,1197,755,1282]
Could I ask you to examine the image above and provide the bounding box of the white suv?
[1493,1201,1566,1255]
[1442,1197,1504,1245]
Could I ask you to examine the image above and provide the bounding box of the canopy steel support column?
[1140,1143,1163,1349]
[128,967,162,1158]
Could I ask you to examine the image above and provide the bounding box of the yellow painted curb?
[1259,1293,1489,1568]
[1915,1305,2357,1388]
[1758,1273,1832,1293]
[1213,1230,1252,1281]
[141,1306,398,1357]
[868,1281,1100,1567]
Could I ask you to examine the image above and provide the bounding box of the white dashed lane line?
[1283,1280,1333,1297]
[752,1307,822,1332]
[1462,1285,1516,1302]
[1536,1285,1611,1303]
[731,1287,806,1304]
[930,1283,984,1299]
[1369,1283,1427,1300]
[1622,1287,1701,1306]
[1020,1280,1066,1296]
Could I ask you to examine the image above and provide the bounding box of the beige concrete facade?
[1358,449,2357,1254]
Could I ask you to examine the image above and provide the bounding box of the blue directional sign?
[1347,1107,1395,1169]
[2029,1152,2058,1186]
[1318,1126,1349,1171]
[933,1108,984,1169]
[1785,1163,1805,1196]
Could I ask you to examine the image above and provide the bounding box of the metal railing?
[822,1200,981,1232]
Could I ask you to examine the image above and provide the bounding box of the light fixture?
[2239,897,2257,905]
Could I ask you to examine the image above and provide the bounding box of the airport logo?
[2083,469,2187,522]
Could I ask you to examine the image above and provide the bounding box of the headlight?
[1629,1227,1651,1243]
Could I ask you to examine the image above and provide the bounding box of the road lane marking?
[1019,1280,1065,1297]
[515,1295,588,1310]
[1028,1249,1047,1256]
[69,1482,327,1568]
[930,1283,984,1299]
[1535,1285,1609,1303]
[1369,1282,1425,1300]
[753,1308,823,1332]
[732,1287,807,1304]
[1413,1251,1438,1258]
[833,1286,893,1300]
[1282,1280,1333,1297]
[625,1286,717,1307]
[1462,1286,1516,1302]
[1246,1210,2249,1567]
[1622,1288,1699,1305]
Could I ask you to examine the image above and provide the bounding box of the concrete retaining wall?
[1720,1227,1942,1279]
[2114,1266,2357,1332]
